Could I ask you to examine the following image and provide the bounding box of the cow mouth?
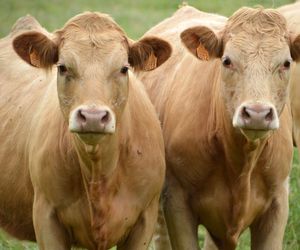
[75,131,111,134]
[240,128,271,141]
[74,131,112,145]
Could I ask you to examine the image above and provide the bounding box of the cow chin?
[76,132,113,145]
[240,129,271,141]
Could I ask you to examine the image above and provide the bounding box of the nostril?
[100,111,110,124]
[77,109,87,123]
[241,107,251,120]
[265,108,273,121]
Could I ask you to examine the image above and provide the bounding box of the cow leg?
[117,195,160,250]
[33,191,70,250]
[163,174,200,250]
[250,186,288,250]
[203,232,218,250]
[152,201,172,250]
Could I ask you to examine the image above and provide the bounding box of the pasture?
[0,0,299,249]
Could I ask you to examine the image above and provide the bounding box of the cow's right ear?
[180,26,223,61]
[13,31,58,69]
[128,36,172,71]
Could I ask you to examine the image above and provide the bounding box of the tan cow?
[0,12,171,250]
[278,2,300,155]
[138,6,300,250]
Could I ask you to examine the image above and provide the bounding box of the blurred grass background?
[0,0,294,39]
[0,0,298,249]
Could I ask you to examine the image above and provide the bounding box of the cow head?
[13,12,171,145]
[181,7,300,141]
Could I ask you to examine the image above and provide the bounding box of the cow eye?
[57,64,68,75]
[222,56,232,68]
[120,66,129,74]
[283,60,291,69]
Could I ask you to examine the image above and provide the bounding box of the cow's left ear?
[129,37,172,71]
[180,26,223,61]
[291,34,300,62]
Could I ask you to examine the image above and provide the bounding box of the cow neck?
[73,133,120,182]
[212,77,271,242]
[72,131,120,250]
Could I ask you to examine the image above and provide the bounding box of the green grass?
[0,0,294,39]
[0,0,298,249]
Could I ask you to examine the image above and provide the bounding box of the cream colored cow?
[139,6,300,250]
[0,13,171,250]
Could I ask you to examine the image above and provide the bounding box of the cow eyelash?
[57,64,68,75]
[283,60,291,69]
[222,56,233,68]
[120,66,129,74]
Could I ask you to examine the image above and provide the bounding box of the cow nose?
[233,103,279,130]
[241,105,274,123]
[77,109,110,127]
[70,107,116,134]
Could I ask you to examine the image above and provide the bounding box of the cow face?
[181,7,300,140]
[13,12,171,145]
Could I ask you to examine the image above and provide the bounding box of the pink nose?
[73,108,113,133]
[234,103,279,130]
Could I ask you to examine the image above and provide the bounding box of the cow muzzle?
[233,102,279,139]
[69,106,116,135]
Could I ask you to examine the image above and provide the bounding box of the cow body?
[0,13,171,250]
[139,6,300,250]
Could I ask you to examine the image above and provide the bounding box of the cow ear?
[291,34,300,62]
[13,31,58,68]
[180,26,222,61]
[129,37,172,71]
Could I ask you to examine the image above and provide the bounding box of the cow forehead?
[56,12,129,63]
[59,32,128,59]
[222,8,291,66]
[225,7,288,35]
[223,7,289,53]
[226,33,289,61]
[59,11,125,37]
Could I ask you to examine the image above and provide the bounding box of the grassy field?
[0,0,299,249]
[0,0,294,39]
